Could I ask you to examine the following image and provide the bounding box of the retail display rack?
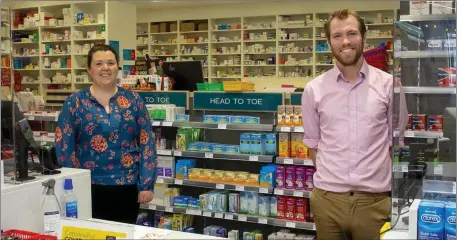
[7,2,136,107]
[137,9,397,83]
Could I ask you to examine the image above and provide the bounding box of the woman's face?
[88,51,118,87]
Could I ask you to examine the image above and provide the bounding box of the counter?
[1,168,92,232]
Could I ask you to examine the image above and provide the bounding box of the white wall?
[137,1,400,22]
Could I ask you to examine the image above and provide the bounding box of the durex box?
[445,201,456,240]
[418,200,445,240]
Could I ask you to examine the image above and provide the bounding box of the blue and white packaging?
[240,133,251,154]
[445,201,456,240]
[418,200,445,240]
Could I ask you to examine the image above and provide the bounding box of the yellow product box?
[279,133,290,157]
[246,173,259,186]
[233,172,249,185]
[285,105,294,126]
[188,168,200,180]
[172,214,184,231]
[221,171,236,184]
[210,170,224,183]
[199,169,212,182]
[293,106,302,126]
[277,105,286,126]
[290,133,303,158]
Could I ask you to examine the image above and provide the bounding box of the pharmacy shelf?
[394,87,456,94]
[394,51,455,59]
[140,204,316,231]
[156,149,274,163]
[394,130,443,139]
[139,10,396,83]
[276,157,313,166]
[273,188,312,198]
[151,120,274,131]
[275,126,304,133]
[25,115,58,121]
[171,178,273,194]
[399,14,455,22]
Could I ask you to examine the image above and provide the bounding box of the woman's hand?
[138,191,153,203]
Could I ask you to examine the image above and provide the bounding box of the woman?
[55,44,157,224]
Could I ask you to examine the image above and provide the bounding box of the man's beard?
[331,44,363,66]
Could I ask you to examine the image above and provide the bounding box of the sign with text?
[194,92,284,112]
[290,93,302,105]
[137,91,189,109]
[59,218,134,239]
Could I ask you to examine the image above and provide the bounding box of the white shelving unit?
[10,2,136,108]
[137,9,397,84]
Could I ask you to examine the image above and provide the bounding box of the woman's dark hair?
[87,44,119,68]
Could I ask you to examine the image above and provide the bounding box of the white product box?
[431,1,453,14]
[410,1,430,15]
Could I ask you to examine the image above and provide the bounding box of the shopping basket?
[2,229,57,240]
[363,46,389,72]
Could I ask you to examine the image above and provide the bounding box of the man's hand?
[138,191,153,203]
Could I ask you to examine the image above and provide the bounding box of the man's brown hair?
[324,9,366,43]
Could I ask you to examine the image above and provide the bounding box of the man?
[301,9,408,239]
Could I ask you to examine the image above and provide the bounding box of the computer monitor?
[1,100,37,181]
[162,61,204,91]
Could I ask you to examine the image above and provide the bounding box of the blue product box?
[173,196,188,207]
[211,144,225,153]
[418,200,445,240]
[203,115,217,123]
[188,198,200,209]
[250,133,265,155]
[245,116,260,124]
[175,114,190,121]
[187,142,201,151]
[230,116,246,124]
[157,167,164,176]
[224,145,240,154]
[200,142,214,152]
[263,133,277,156]
[216,115,230,124]
[446,201,456,240]
[240,133,251,154]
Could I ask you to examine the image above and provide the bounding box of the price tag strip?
[238,215,247,222]
[174,151,182,156]
[205,153,214,159]
[249,156,259,162]
[224,214,234,220]
[258,218,268,224]
[284,158,294,164]
[162,121,173,127]
[215,213,224,219]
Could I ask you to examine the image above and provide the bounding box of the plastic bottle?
[63,178,78,218]
[42,179,60,236]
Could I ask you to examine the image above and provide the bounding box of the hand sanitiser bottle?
[63,178,78,218]
[42,179,60,236]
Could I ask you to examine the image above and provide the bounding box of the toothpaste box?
[230,116,246,124]
[216,115,230,124]
[445,201,456,240]
[211,144,225,153]
[245,116,260,124]
[187,142,201,151]
[203,115,217,123]
[418,200,445,240]
[223,145,240,154]
[175,114,190,121]
[200,142,213,152]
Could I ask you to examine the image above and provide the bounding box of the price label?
[215,213,224,219]
[280,127,291,132]
[217,124,227,129]
[303,160,313,166]
[152,121,161,126]
[294,127,304,132]
[286,222,296,228]
[401,164,408,173]
[293,191,304,197]
[259,188,268,194]
[312,224,316,230]
[258,218,268,224]
[157,150,172,156]
[216,184,225,189]
[29,116,35,120]
[284,158,294,164]
[434,164,443,175]
[165,207,173,212]
[174,151,182,156]
[185,209,202,216]
[156,178,164,184]
[453,182,456,194]
[162,121,173,127]
[203,212,212,217]
[236,185,245,191]
[224,214,234,220]
[149,205,156,210]
[274,189,284,195]
[249,156,258,162]
[175,179,183,185]
[205,153,214,158]
[405,131,414,138]
[238,215,247,222]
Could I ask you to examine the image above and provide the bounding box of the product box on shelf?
[418,200,445,240]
